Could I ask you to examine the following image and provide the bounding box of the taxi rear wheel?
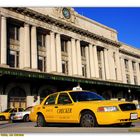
[0,116,5,121]
[80,111,97,127]
[23,115,30,122]
[37,114,46,127]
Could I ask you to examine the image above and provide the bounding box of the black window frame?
[57,93,72,105]
[44,94,57,105]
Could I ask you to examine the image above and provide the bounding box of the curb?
[0,121,10,125]
[129,127,140,132]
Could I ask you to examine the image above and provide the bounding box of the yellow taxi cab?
[0,108,24,121]
[30,90,140,127]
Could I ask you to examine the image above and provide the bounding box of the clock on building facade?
[62,8,71,19]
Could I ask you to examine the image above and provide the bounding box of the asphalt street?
[0,121,140,133]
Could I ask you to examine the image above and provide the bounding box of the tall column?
[50,31,56,72]
[100,50,105,80]
[120,58,127,83]
[115,51,122,81]
[76,40,82,76]
[89,44,95,78]
[0,16,7,65]
[19,26,24,69]
[71,38,77,75]
[31,26,37,70]
[104,49,110,80]
[128,60,134,84]
[85,46,90,78]
[108,50,115,80]
[46,34,51,73]
[67,40,72,76]
[24,23,30,68]
[93,45,99,78]
[135,62,140,85]
[56,33,62,73]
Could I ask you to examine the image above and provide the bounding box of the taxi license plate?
[130,113,138,120]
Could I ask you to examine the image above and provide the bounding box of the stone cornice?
[120,49,140,59]
[5,7,121,47]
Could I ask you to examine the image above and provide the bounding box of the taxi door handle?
[55,106,58,108]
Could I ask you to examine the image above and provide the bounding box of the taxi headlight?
[136,104,140,110]
[97,106,119,112]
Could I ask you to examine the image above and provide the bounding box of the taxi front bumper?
[11,115,23,121]
[96,110,140,125]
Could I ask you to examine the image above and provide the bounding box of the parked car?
[0,108,24,121]
[30,90,140,127]
[10,106,33,122]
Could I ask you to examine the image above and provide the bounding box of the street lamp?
[128,89,132,101]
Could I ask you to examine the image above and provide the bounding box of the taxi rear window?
[69,91,105,102]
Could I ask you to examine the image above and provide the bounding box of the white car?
[10,106,33,122]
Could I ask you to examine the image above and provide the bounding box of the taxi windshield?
[69,91,105,102]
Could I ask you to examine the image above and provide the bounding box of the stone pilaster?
[85,46,90,78]
[31,26,37,70]
[46,34,51,73]
[115,51,122,81]
[100,50,105,80]
[108,50,116,80]
[50,31,56,72]
[135,62,140,85]
[56,33,62,73]
[0,16,7,65]
[93,45,99,78]
[24,23,30,68]
[67,40,72,76]
[89,44,95,78]
[76,40,82,76]
[128,60,134,84]
[19,26,24,69]
[104,49,110,80]
[120,58,127,83]
[71,38,77,75]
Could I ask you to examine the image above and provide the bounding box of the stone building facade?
[0,7,140,111]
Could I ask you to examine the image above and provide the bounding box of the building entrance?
[8,87,26,108]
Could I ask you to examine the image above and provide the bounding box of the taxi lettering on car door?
[55,92,73,122]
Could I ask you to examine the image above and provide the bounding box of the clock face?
[62,8,71,19]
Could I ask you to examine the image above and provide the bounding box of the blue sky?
[74,7,140,49]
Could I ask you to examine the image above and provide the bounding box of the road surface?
[0,121,140,133]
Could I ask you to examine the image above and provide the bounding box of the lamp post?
[128,89,132,101]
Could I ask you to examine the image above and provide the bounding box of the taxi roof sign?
[72,84,82,91]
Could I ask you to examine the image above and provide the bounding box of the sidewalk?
[0,121,9,125]
[129,127,140,132]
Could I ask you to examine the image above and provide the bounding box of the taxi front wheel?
[80,111,97,127]
[37,114,46,127]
